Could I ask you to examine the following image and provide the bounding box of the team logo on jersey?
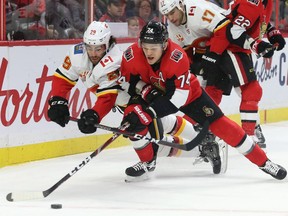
[107,70,119,81]
[170,49,183,62]
[176,34,184,42]
[79,70,91,81]
[100,56,114,67]
[150,72,166,92]
[123,47,134,62]
[247,0,260,5]
[202,106,214,117]
[74,44,83,54]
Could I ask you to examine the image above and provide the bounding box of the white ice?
[1,121,288,216]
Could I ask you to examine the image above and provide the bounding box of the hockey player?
[158,0,285,149]
[216,0,286,148]
[119,21,287,180]
[47,21,222,182]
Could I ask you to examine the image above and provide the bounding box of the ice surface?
[0,121,288,216]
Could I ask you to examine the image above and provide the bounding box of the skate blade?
[125,173,151,183]
[217,139,228,174]
[193,157,205,165]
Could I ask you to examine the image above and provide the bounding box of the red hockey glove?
[122,104,153,134]
[48,96,70,127]
[250,40,274,58]
[267,23,286,51]
[77,109,100,134]
[141,84,162,103]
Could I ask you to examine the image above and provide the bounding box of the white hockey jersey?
[57,42,130,106]
[167,0,226,50]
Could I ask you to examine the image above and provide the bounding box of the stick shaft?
[70,117,208,151]
[6,133,120,202]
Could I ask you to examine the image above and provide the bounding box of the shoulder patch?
[74,44,84,54]
[123,47,134,62]
[170,49,183,62]
[100,56,114,67]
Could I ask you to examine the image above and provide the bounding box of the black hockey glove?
[77,109,100,134]
[267,23,286,51]
[201,52,221,85]
[141,84,162,103]
[48,96,69,127]
[250,39,274,58]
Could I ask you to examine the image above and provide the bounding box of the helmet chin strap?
[181,5,187,25]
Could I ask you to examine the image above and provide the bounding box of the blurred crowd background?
[4,0,288,41]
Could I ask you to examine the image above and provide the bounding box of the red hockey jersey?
[225,0,273,53]
[120,39,202,109]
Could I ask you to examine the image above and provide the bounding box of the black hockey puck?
[51,204,62,209]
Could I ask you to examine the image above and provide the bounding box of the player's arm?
[225,15,255,49]
[91,85,119,122]
[51,68,77,98]
[88,68,122,121]
[139,68,191,118]
[77,70,120,134]
[225,5,274,57]
[48,52,78,127]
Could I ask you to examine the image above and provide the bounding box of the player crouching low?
[46,20,223,183]
[121,98,223,182]
[123,107,221,182]
[119,21,286,182]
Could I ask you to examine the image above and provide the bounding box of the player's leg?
[124,117,163,182]
[234,87,267,149]
[224,51,267,149]
[162,115,223,174]
[239,81,262,136]
[181,89,286,180]
[125,139,158,182]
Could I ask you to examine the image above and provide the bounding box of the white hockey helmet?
[159,0,183,15]
[83,21,111,51]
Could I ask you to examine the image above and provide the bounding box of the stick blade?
[6,191,45,202]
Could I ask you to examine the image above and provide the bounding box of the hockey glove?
[48,96,70,127]
[201,52,221,86]
[267,24,286,51]
[141,84,162,103]
[77,109,100,134]
[122,104,153,135]
[250,39,274,58]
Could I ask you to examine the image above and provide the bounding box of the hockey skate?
[199,141,222,174]
[193,130,222,174]
[125,158,156,182]
[259,160,287,180]
[255,124,266,149]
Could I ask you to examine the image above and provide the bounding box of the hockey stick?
[6,131,122,202]
[69,117,209,152]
